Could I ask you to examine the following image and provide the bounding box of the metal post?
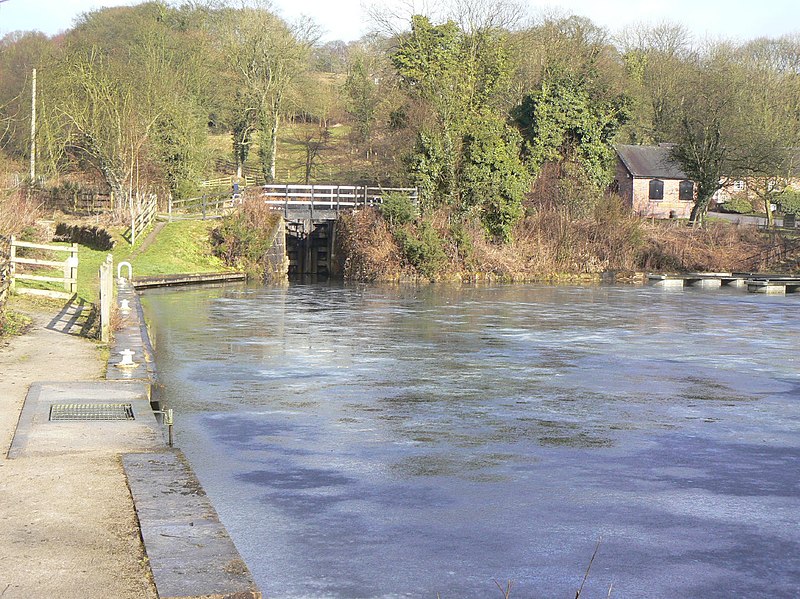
[165,409,174,447]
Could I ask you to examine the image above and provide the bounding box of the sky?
[0,0,798,44]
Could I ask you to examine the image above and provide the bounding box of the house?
[713,149,800,209]
[613,144,695,219]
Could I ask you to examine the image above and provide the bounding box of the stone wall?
[263,218,289,284]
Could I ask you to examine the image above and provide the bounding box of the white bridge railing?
[261,184,418,214]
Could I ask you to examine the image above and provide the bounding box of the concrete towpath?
[2,288,262,599]
[0,310,159,599]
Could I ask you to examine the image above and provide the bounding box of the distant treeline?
[1,1,799,235]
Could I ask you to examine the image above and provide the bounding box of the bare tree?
[221,4,317,181]
[447,0,525,34]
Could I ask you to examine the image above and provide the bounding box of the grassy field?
[207,121,371,184]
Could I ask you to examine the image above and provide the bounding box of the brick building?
[613,144,696,219]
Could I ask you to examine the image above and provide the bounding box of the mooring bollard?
[119,299,131,312]
[117,348,138,368]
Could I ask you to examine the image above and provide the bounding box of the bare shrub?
[0,189,42,238]
[636,221,766,272]
[210,196,281,277]
[334,200,778,282]
[335,208,404,282]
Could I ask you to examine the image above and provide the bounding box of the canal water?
[140,283,800,598]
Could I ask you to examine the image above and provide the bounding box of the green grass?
[128,221,227,276]
[0,308,32,338]
[76,220,228,303]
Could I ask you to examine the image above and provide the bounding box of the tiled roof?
[615,144,689,180]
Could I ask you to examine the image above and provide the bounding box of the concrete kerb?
[107,279,156,381]
[124,451,261,599]
[113,279,263,599]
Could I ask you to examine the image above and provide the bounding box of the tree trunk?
[764,195,774,227]
[689,195,711,228]
[258,109,279,184]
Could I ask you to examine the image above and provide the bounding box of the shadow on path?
[46,295,97,338]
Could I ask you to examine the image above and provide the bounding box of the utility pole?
[30,67,36,183]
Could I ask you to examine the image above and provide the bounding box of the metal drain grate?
[49,403,135,422]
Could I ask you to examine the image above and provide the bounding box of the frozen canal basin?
[141,283,800,598]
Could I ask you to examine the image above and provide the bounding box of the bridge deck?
[262,183,418,218]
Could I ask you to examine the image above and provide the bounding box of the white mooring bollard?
[117,349,138,368]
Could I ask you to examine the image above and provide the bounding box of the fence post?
[64,243,78,293]
[131,208,136,246]
[9,236,16,294]
[99,254,113,343]
[69,243,78,294]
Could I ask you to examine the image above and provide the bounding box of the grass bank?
[77,220,228,302]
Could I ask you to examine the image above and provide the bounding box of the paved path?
[0,309,158,599]
[2,285,262,599]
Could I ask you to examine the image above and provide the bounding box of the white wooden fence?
[126,195,158,245]
[9,237,78,300]
[261,184,419,214]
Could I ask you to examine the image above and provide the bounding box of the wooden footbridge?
[648,273,800,294]
[261,184,418,276]
[261,184,418,219]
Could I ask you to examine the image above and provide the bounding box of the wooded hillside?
[1,0,799,235]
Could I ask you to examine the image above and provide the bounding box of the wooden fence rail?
[125,195,158,245]
[167,194,234,221]
[261,184,418,215]
[200,175,261,189]
[9,237,78,300]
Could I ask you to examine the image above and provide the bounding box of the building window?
[732,180,746,192]
[649,179,664,201]
[679,180,694,201]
